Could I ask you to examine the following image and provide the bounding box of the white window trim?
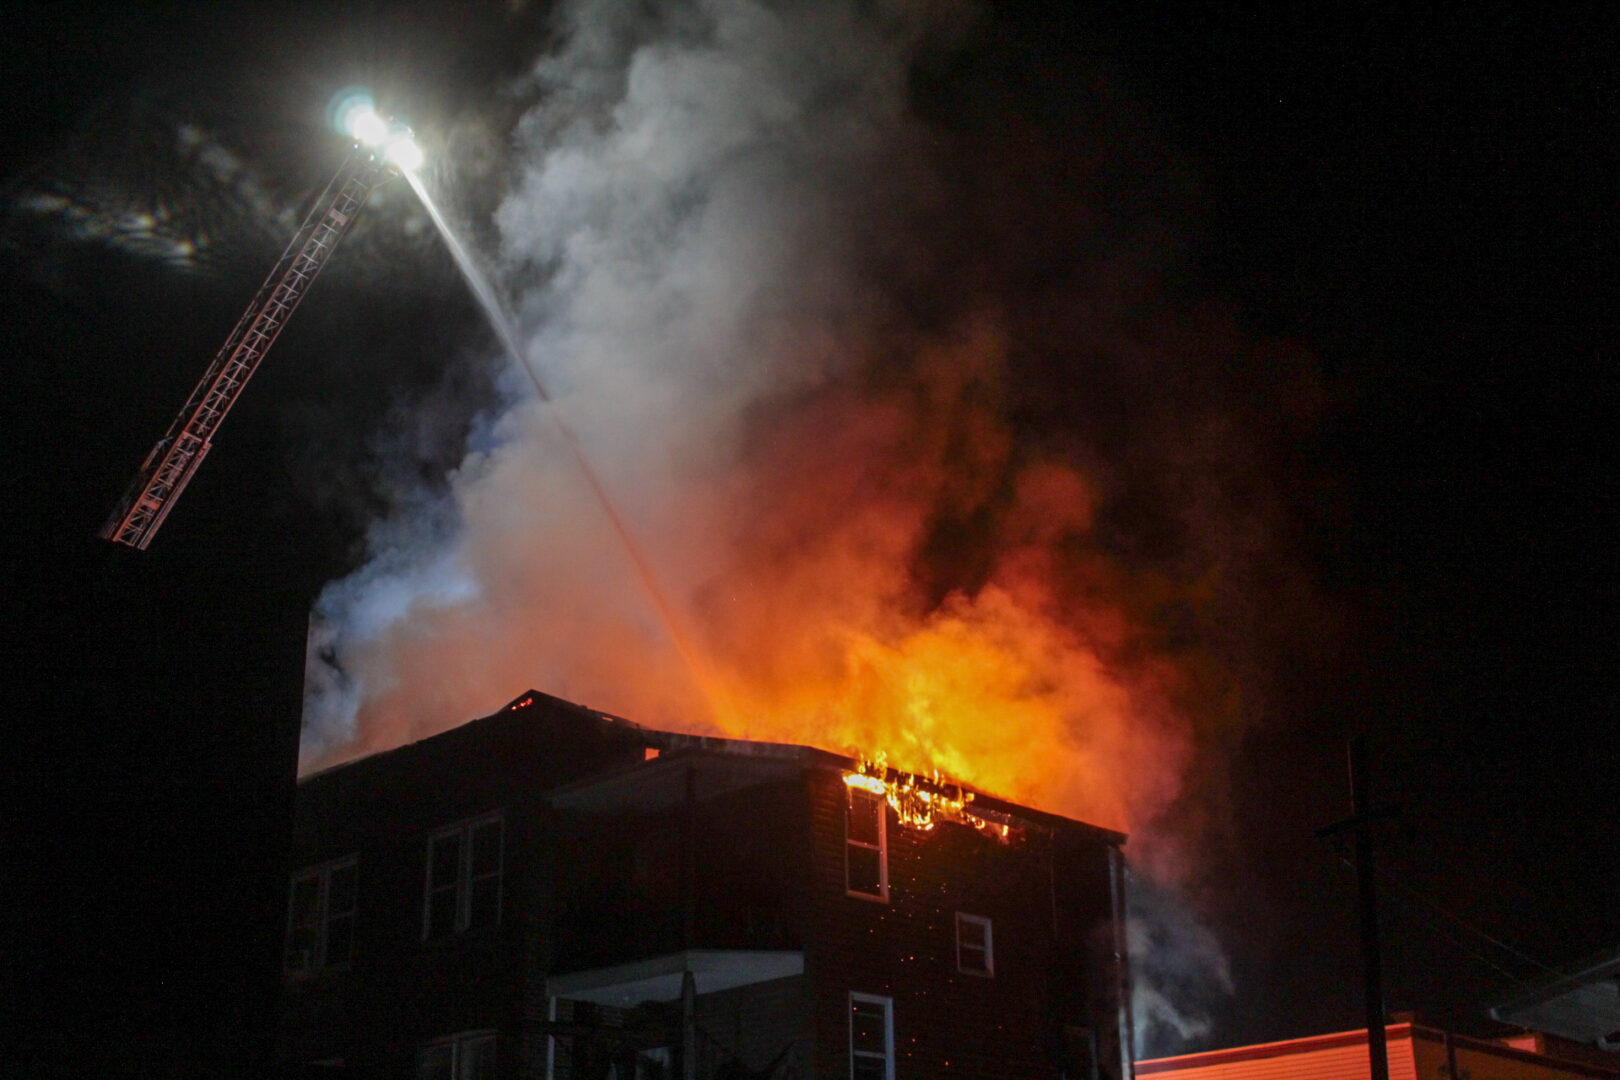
[849,992,895,1080]
[422,812,504,940]
[845,788,889,902]
[285,854,357,975]
[955,911,994,977]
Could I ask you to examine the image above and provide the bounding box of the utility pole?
[1317,736,1401,1080]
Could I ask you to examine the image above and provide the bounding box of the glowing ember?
[843,754,1009,839]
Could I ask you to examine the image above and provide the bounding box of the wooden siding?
[693,975,814,1078]
[278,702,1130,1080]
[803,770,1125,1080]
[1136,1029,1419,1080]
[1410,1028,1620,1080]
[278,695,646,1077]
[1139,1025,1620,1080]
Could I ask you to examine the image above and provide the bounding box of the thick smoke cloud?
[304,0,1322,1050]
[304,0,982,764]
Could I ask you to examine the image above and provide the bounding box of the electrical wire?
[1371,860,1560,977]
[1335,854,1558,992]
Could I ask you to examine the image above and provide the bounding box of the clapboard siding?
[1137,1024,1620,1080]
[277,696,1130,1080]
[804,770,1124,1080]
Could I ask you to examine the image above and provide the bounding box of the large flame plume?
[303,0,1317,854]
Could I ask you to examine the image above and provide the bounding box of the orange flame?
[320,326,1211,839]
[842,757,1012,838]
[633,330,1201,834]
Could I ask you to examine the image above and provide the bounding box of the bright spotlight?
[385,135,424,173]
[329,87,420,167]
[349,107,391,148]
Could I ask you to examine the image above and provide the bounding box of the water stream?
[403,169,729,723]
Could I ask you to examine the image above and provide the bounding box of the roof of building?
[1137,1021,1620,1080]
[303,688,1127,846]
[1491,947,1620,1048]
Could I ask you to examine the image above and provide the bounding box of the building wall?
[693,976,815,1079]
[278,696,646,1076]
[1138,1025,1620,1080]
[539,977,812,1080]
[276,706,1131,1080]
[1410,1028,1620,1080]
[1135,1031,1420,1080]
[548,769,812,975]
[803,770,1127,1080]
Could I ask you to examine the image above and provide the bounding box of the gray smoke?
[300,0,1288,1053]
[1129,870,1236,1057]
[302,0,976,762]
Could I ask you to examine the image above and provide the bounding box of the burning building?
[278,690,1134,1080]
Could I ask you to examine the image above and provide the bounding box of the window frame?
[848,992,895,1080]
[417,1030,497,1080]
[422,812,504,941]
[955,911,994,977]
[284,854,358,975]
[844,787,889,902]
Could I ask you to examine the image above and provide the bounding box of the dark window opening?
[284,856,358,974]
[417,1031,496,1080]
[423,814,503,940]
[955,912,993,976]
[849,993,893,1080]
[845,789,888,901]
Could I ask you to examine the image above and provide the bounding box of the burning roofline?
[631,723,1126,844]
[301,688,1127,846]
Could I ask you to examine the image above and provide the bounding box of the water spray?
[102,86,730,724]
[396,141,734,727]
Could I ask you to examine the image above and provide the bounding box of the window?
[1060,1025,1099,1080]
[955,912,994,976]
[849,993,894,1080]
[845,788,888,900]
[417,1031,496,1080]
[284,856,357,974]
[634,1047,672,1080]
[424,814,503,940]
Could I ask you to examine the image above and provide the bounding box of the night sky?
[3,1,1617,1076]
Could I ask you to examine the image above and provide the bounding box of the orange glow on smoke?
[325,327,1206,837]
[643,330,1195,834]
[693,579,1186,835]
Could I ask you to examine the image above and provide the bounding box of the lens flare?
[329,87,380,142]
[328,86,420,167]
[385,135,424,172]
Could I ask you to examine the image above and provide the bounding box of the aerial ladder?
[101,115,416,550]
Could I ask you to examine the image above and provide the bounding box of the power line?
[1372,861,1560,977]
[1334,853,1558,991]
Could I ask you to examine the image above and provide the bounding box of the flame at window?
[843,754,1010,840]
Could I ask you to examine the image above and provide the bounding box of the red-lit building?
[1136,1021,1620,1080]
[276,691,1134,1080]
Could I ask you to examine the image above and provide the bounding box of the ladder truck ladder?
[101,153,387,549]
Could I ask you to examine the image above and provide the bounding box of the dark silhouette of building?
[277,691,1134,1080]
